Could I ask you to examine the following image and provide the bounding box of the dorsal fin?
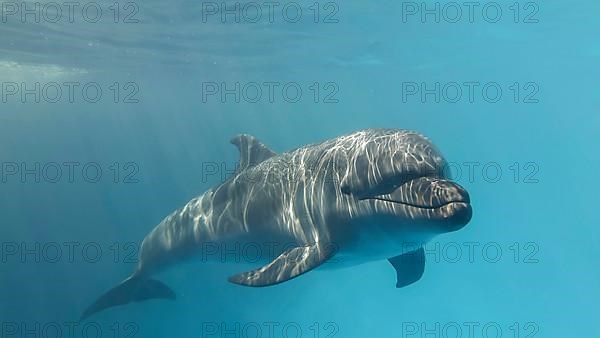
[230,134,276,172]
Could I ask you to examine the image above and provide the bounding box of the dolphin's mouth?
[362,196,470,210]
[359,176,470,207]
[357,176,472,228]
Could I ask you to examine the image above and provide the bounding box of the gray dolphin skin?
[81,128,472,320]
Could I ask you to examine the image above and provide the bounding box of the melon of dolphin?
[80,128,472,320]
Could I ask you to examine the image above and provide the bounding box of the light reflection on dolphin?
[81,128,472,320]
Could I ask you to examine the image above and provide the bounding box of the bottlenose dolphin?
[81,128,472,320]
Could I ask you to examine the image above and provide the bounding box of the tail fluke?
[80,276,175,321]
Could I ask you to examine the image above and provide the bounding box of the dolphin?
[80,128,472,320]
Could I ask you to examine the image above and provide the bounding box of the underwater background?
[1,0,599,337]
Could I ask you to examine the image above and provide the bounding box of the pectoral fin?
[388,248,425,288]
[228,243,334,287]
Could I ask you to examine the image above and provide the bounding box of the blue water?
[1,1,599,337]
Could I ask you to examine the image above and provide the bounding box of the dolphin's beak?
[362,177,472,231]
